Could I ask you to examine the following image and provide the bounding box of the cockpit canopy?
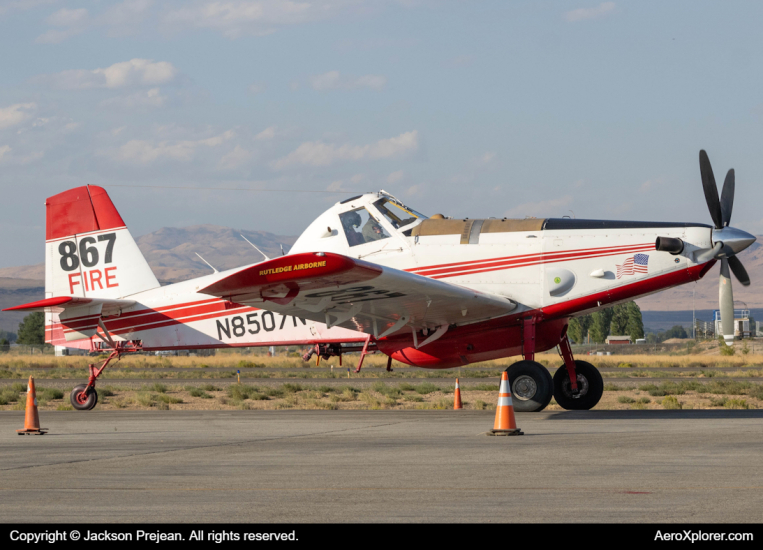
[338,193,427,247]
[289,190,428,254]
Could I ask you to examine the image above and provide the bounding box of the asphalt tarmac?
[1,410,762,523]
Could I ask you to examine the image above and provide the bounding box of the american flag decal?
[616,253,649,279]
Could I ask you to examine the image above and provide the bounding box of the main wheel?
[505,361,554,412]
[70,384,98,411]
[553,360,603,410]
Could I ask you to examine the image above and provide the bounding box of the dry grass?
[0,380,758,412]
[3,351,763,372]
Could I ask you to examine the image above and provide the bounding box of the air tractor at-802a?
[6,150,755,412]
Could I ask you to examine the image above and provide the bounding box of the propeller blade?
[700,150,723,229]
[719,257,735,345]
[728,255,750,287]
[720,168,735,227]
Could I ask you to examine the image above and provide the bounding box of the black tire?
[553,360,603,411]
[505,361,554,412]
[70,384,97,411]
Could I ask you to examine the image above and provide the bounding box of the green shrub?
[403,394,423,402]
[149,383,167,393]
[617,396,635,404]
[661,396,682,410]
[617,362,633,369]
[473,400,487,410]
[282,383,304,393]
[227,384,261,400]
[156,394,183,404]
[414,382,437,395]
[372,382,402,398]
[471,383,499,392]
[201,384,221,392]
[724,398,749,409]
[38,388,64,400]
[136,392,156,407]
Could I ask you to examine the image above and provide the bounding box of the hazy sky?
[2,0,763,267]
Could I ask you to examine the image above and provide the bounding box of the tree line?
[567,301,644,344]
[0,312,45,352]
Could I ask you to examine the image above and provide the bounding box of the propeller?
[698,150,755,345]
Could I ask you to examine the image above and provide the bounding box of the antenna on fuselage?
[195,253,218,273]
[280,244,285,256]
[239,234,271,261]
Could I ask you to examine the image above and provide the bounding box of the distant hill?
[0,224,297,284]
[134,224,296,282]
[635,239,763,311]
[0,277,46,333]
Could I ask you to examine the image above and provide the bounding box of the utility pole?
[692,286,696,340]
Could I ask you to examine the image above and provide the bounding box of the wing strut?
[355,334,373,373]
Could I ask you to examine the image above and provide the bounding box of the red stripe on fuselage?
[408,242,652,275]
[410,243,654,279]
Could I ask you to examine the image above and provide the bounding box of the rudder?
[45,185,159,300]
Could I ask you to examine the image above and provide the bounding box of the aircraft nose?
[713,226,756,255]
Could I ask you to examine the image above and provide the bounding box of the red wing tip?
[3,297,75,311]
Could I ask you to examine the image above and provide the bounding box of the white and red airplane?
[5,151,755,412]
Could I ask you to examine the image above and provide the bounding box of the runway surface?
[1,410,762,523]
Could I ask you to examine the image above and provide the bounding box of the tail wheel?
[70,384,98,411]
[553,360,603,410]
[505,360,554,412]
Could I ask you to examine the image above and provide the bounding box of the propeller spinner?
[699,150,756,345]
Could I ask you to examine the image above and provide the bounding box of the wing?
[200,252,517,344]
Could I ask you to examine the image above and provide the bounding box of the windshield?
[339,208,391,247]
[373,198,427,230]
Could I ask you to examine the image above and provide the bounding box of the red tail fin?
[46,186,126,241]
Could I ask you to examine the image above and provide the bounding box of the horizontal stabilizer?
[4,296,135,314]
[6,296,135,343]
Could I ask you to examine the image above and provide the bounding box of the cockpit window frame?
[372,198,427,232]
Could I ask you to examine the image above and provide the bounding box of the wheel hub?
[512,375,538,400]
[562,374,589,398]
[74,390,89,405]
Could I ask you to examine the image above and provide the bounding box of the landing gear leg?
[70,343,141,411]
[553,331,603,410]
[505,316,553,412]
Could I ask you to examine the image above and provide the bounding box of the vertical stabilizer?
[45,186,159,300]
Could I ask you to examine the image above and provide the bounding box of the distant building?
[635,338,646,344]
[713,309,751,339]
[606,335,632,345]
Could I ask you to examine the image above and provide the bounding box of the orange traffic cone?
[453,378,463,410]
[17,376,47,435]
[489,372,523,436]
